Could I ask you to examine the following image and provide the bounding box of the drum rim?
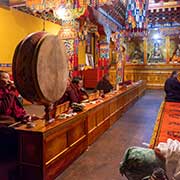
[32,33,51,104]
[12,32,47,103]
[13,32,68,105]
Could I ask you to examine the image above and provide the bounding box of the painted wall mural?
[170,35,180,63]
[126,37,144,64]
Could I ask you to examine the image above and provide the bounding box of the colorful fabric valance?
[126,0,148,31]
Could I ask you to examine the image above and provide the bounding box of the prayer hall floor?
[54,90,164,180]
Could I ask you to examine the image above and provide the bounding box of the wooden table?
[15,80,146,180]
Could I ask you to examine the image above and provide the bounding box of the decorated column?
[166,36,170,63]
[143,37,147,64]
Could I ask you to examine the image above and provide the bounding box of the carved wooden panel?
[20,133,43,165]
[96,105,104,125]
[44,132,67,163]
[45,138,87,180]
[125,64,180,89]
[68,120,86,145]
[103,102,110,119]
[87,109,97,132]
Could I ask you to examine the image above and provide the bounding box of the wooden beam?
[9,0,25,7]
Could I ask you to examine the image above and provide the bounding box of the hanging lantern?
[26,0,114,12]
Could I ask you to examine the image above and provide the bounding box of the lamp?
[54,1,86,20]
[25,0,114,12]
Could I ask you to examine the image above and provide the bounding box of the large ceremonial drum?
[12,32,68,105]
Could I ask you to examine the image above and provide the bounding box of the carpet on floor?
[150,101,180,148]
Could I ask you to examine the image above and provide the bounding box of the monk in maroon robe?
[72,77,89,102]
[54,78,80,106]
[55,77,88,106]
[0,71,30,122]
[164,71,180,102]
[96,74,113,94]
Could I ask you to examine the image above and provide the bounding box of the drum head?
[13,32,47,103]
[34,34,68,103]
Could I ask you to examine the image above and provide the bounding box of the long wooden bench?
[14,80,146,180]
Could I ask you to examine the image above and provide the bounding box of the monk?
[54,78,80,106]
[164,71,180,102]
[0,70,30,123]
[72,77,89,102]
[96,74,113,94]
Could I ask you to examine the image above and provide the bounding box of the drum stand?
[44,104,55,123]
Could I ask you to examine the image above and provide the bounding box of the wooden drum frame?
[13,32,68,120]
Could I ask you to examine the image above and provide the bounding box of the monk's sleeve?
[0,93,14,114]
[11,96,27,120]
[96,80,103,90]
[174,79,180,90]
[68,89,80,103]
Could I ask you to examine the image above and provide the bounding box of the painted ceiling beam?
[98,7,123,28]
[9,0,25,7]
[149,0,180,10]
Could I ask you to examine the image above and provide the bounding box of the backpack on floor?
[119,147,165,180]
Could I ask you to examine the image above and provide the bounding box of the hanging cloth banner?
[126,0,148,31]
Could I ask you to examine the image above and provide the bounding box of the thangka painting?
[100,43,109,59]
[63,39,74,57]
[126,37,144,64]
[63,39,74,70]
[170,35,180,63]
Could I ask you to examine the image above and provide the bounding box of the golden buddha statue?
[172,44,180,63]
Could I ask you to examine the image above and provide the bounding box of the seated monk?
[164,71,180,102]
[54,77,83,106]
[0,71,30,124]
[72,77,89,102]
[55,76,88,107]
[96,74,113,94]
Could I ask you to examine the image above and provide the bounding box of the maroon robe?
[55,83,80,105]
[0,86,27,121]
[164,77,180,102]
[96,78,113,94]
[73,84,89,102]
